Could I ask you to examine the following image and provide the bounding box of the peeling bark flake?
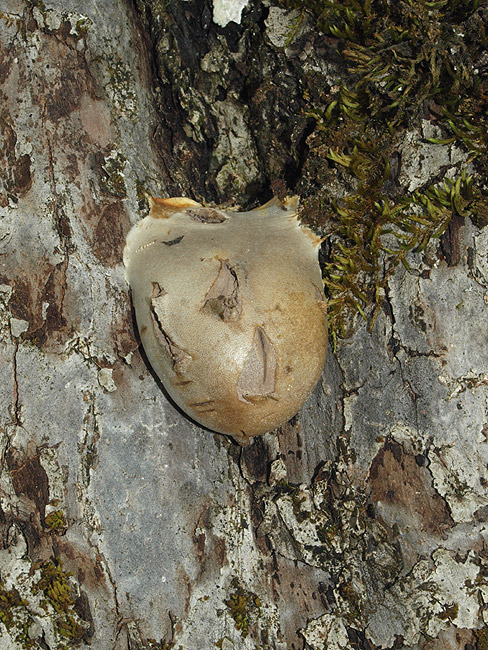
[187,208,227,223]
[237,326,276,402]
[202,259,241,321]
[150,283,192,374]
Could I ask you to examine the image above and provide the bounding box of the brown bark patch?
[45,63,85,122]
[0,257,70,345]
[368,441,454,537]
[79,93,112,148]
[55,538,108,593]
[73,590,95,641]
[13,153,32,195]
[0,45,13,85]
[111,292,139,360]
[276,419,306,485]
[424,626,475,650]
[2,258,71,348]
[92,201,131,267]
[35,260,69,346]
[240,436,269,483]
[0,273,31,323]
[271,553,330,649]
[29,23,95,129]
[0,113,33,200]
[7,452,49,524]
[440,213,465,267]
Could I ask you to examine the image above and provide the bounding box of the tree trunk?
[1,1,487,649]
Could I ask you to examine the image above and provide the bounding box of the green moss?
[33,559,87,643]
[146,639,174,649]
[136,179,150,211]
[0,582,36,648]
[328,171,474,342]
[34,560,75,613]
[317,521,339,543]
[276,482,311,522]
[56,614,85,641]
[0,582,23,629]
[291,489,311,523]
[224,579,262,638]
[0,11,22,30]
[276,0,487,343]
[75,17,90,36]
[282,0,482,131]
[45,509,67,532]
[27,0,47,11]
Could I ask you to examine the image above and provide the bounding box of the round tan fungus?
[123,196,328,445]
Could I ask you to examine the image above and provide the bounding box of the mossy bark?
[1,1,487,649]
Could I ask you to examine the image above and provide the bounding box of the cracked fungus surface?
[124,196,328,444]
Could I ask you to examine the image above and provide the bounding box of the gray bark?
[1,1,487,649]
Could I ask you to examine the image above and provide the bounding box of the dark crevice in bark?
[130,0,339,207]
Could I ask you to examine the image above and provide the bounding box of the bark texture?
[1,1,488,649]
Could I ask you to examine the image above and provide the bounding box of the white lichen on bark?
[212,0,250,27]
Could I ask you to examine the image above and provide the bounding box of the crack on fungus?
[150,282,192,375]
[187,208,227,223]
[202,259,242,321]
[188,400,217,415]
[162,235,184,246]
[237,326,276,403]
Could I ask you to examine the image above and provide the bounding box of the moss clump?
[0,10,22,28]
[224,579,262,638]
[0,582,25,630]
[277,0,487,343]
[277,482,311,523]
[0,582,36,648]
[282,0,483,130]
[33,559,87,644]
[317,521,339,543]
[27,0,47,11]
[291,489,311,523]
[34,561,75,613]
[105,56,138,120]
[136,179,150,211]
[146,640,175,650]
[322,169,475,343]
[45,509,67,532]
[75,17,91,36]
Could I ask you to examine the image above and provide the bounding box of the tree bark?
[1,1,488,649]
